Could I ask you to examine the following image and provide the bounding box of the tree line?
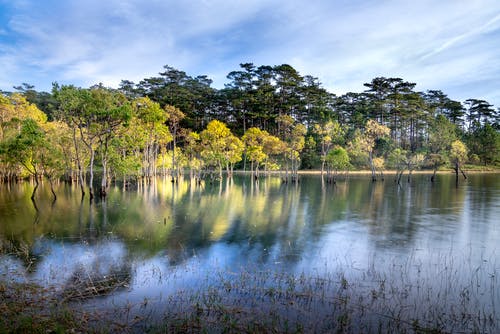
[1,63,499,198]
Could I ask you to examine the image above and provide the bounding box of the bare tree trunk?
[31,175,40,214]
[89,148,95,200]
[431,164,438,183]
[369,151,376,182]
[72,127,85,199]
[48,176,57,201]
[101,159,108,197]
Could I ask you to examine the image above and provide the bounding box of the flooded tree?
[450,140,468,185]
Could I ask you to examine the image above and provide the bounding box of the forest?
[1,63,499,199]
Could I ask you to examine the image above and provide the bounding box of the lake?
[0,173,499,332]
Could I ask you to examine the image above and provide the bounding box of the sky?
[0,0,499,107]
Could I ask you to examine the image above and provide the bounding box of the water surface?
[0,173,499,331]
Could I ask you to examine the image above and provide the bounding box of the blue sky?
[1,0,499,107]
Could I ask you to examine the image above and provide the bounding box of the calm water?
[0,173,499,330]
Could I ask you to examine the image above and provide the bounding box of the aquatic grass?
[0,248,498,333]
[133,251,499,333]
[97,258,491,333]
[0,281,87,334]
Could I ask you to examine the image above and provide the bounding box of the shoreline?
[234,168,500,176]
[299,169,500,175]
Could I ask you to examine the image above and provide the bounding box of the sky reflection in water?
[0,173,499,324]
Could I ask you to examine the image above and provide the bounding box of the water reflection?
[0,174,499,320]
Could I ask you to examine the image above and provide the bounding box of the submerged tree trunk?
[30,175,40,213]
[89,149,95,200]
[431,164,438,183]
[48,177,57,201]
[369,151,376,182]
[396,169,404,185]
[101,159,108,197]
[453,161,467,186]
[460,168,467,180]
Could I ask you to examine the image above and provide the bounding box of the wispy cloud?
[0,0,499,106]
[419,13,500,61]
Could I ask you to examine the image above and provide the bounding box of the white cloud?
[0,0,499,106]
[264,0,500,104]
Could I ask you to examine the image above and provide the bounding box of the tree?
[325,146,350,183]
[137,65,215,131]
[464,99,496,133]
[428,114,458,181]
[133,97,170,179]
[0,119,46,201]
[41,121,70,198]
[164,105,185,181]
[242,127,268,179]
[262,132,285,173]
[53,85,93,198]
[274,64,304,128]
[405,153,425,183]
[87,86,133,197]
[314,120,344,175]
[467,123,500,165]
[387,148,407,184]
[363,120,390,181]
[54,85,132,198]
[0,93,49,182]
[223,134,244,177]
[184,131,204,181]
[289,123,307,181]
[225,63,256,133]
[475,124,500,165]
[450,140,468,184]
[200,120,241,179]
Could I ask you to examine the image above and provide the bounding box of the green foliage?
[450,140,468,165]
[386,148,407,170]
[347,129,369,168]
[314,120,344,166]
[466,123,500,164]
[326,146,350,171]
[2,65,500,183]
[200,120,242,176]
[243,127,268,168]
[0,118,46,176]
[429,115,458,154]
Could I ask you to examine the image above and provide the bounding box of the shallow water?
[0,173,499,331]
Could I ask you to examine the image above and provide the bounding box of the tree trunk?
[31,175,40,213]
[172,135,176,182]
[72,127,85,199]
[48,177,57,201]
[396,169,404,185]
[460,168,467,180]
[101,158,108,197]
[89,149,95,200]
[431,165,437,183]
[369,151,376,182]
